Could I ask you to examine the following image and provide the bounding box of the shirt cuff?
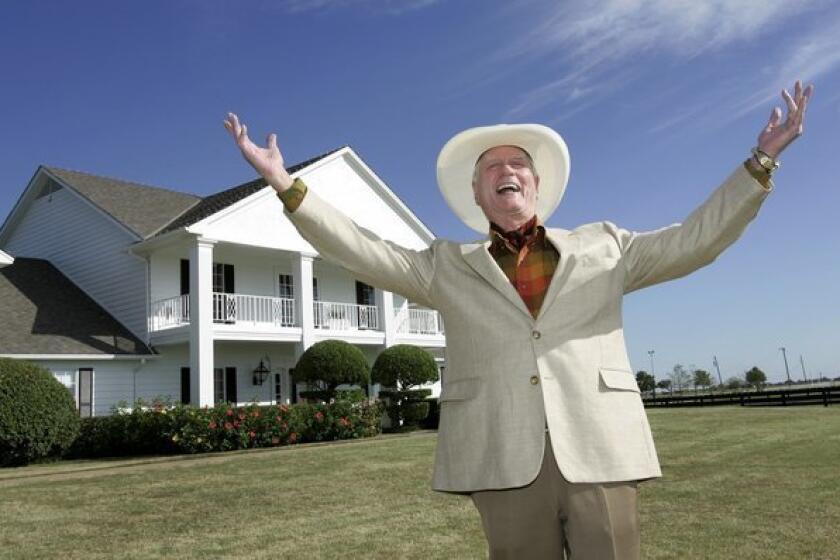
[277,178,308,213]
[743,159,773,192]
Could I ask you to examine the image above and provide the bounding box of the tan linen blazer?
[286,164,770,493]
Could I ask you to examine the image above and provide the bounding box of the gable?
[191,149,435,253]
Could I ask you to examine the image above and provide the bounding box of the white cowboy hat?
[436,124,570,233]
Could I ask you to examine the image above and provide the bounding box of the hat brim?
[436,124,570,233]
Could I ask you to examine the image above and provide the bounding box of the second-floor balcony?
[149,293,443,340]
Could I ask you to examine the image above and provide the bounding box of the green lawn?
[1,407,838,559]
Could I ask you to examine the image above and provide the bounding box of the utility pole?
[648,350,656,397]
[800,354,808,382]
[713,355,723,386]
[779,347,792,383]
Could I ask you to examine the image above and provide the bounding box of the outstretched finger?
[781,89,797,117]
[766,106,782,130]
[267,133,278,152]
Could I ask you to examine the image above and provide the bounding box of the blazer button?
[532,330,541,340]
[530,375,539,385]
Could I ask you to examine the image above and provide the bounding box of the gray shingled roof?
[44,147,342,240]
[0,258,154,355]
[155,147,344,236]
[45,167,201,239]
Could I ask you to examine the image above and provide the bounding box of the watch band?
[751,147,780,175]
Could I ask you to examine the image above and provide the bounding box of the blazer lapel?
[460,240,534,320]
[536,228,576,321]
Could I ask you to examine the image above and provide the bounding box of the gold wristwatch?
[751,147,780,175]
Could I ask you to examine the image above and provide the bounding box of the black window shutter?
[289,367,297,404]
[180,260,190,295]
[225,367,238,403]
[356,281,374,305]
[180,367,190,404]
[224,264,235,294]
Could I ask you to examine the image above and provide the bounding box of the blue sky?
[1,0,838,383]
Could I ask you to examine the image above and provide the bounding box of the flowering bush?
[67,398,384,459]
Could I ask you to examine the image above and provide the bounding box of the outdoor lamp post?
[253,359,270,386]
[648,350,656,398]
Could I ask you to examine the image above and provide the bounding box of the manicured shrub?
[0,358,80,467]
[295,339,371,402]
[372,345,439,431]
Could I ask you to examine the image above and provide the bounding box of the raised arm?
[222,113,437,307]
[223,112,294,193]
[619,81,814,293]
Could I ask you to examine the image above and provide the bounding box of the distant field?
[1,407,838,559]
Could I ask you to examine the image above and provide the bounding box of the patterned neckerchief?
[488,215,560,319]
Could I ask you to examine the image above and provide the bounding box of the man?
[223,80,812,559]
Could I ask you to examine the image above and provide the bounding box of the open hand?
[757,81,814,158]
[223,113,293,191]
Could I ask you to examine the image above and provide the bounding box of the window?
[278,274,294,299]
[53,371,76,403]
[214,367,238,404]
[356,281,375,306]
[312,277,320,301]
[274,372,283,403]
[213,263,235,323]
[52,369,93,417]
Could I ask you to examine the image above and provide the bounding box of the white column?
[378,288,396,348]
[291,253,316,403]
[189,237,216,407]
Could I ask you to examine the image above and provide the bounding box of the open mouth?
[495,182,520,194]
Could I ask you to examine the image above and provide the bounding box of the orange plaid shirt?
[488,216,559,319]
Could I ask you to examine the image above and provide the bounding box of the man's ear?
[472,182,480,205]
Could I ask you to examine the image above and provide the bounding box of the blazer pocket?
[599,367,640,393]
[439,377,480,402]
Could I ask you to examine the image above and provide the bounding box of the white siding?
[4,185,148,340]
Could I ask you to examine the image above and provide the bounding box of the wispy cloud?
[282,0,440,16]
[496,0,840,123]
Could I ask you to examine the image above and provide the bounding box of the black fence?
[642,385,840,408]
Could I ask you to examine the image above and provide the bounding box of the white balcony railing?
[313,301,379,331]
[149,293,296,332]
[150,294,190,331]
[212,293,296,327]
[395,307,445,335]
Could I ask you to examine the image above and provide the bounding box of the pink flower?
[271,436,280,445]
[233,421,240,428]
[314,411,324,423]
[288,432,298,444]
[226,409,234,417]
[224,422,233,430]
[208,421,217,430]
[251,410,260,418]
[249,431,256,439]
[279,404,289,413]
[339,417,350,427]
[238,412,246,421]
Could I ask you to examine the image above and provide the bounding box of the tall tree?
[745,366,767,389]
[669,364,692,392]
[635,370,655,393]
[693,369,713,391]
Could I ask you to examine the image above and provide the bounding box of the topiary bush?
[295,339,371,402]
[0,358,81,467]
[372,345,439,432]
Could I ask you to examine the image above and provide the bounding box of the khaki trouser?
[470,432,640,560]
